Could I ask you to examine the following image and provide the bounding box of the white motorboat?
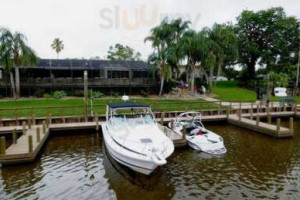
[168,112,227,155]
[102,99,174,175]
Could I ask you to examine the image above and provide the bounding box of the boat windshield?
[109,107,155,129]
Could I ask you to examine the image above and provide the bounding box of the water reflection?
[103,143,175,200]
[0,121,300,199]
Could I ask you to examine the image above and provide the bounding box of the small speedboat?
[102,97,174,175]
[168,112,226,155]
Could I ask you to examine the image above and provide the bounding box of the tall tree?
[236,7,300,79]
[0,28,37,99]
[107,43,141,61]
[51,38,64,59]
[145,19,173,96]
[180,30,209,95]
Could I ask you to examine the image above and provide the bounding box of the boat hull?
[102,123,161,175]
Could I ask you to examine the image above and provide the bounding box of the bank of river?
[0,120,299,200]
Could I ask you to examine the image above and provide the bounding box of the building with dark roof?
[0,59,157,96]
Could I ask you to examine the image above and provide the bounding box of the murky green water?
[0,120,300,200]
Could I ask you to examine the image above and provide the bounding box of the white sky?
[0,0,299,60]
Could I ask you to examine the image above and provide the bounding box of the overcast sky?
[1,0,299,60]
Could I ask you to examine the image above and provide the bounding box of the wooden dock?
[228,115,293,138]
[0,125,50,164]
[158,124,187,147]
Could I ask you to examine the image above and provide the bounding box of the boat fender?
[152,153,167,166]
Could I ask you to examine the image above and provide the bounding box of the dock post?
[22,121,26,135]
[95,114,99,132]
[28,117,32,129]
[218,102,221,115]
[256,115,260,126]
[28,135,33,153]
[239,102,242,112]
[46,117,49,128]
[0,136,6,155]
[294,103,297,115]
[32,114,36,126]
[267,105,270,115]
[276,118,281,135]
[226,107,230,119]
[160,113,164,125]
[257,104,260,114]
[283,104,287,112]
[84,70,88,119]
[267,114,272,124]
[238,109,241,121]
[42,121,46,134]
[49,113,52,125]
[290,117,294,135]
[62,116,66,124]
[250,107,253,120]
[12,129,17,144]
[181,125,186,140]
[36,127,41,142]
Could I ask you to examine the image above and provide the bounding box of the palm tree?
[0,28,37,99]
[181,30,209,95]
[51,38,64,59]
[145,19,173,96]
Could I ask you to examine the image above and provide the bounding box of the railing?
[0,100,296,120]
[0,77,157,87]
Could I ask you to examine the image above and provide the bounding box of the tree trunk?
[209,65,214,93]
[247,58,257,79]
[190,65,195,95]
[15,66,20,99]
[159,76,165,96]
[10,71,16,99]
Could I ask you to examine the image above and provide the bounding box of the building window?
[107,70,129,78]
[133,71,148,78]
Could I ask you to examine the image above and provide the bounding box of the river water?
[0,120,299,200]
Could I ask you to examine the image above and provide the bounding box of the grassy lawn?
[213,81,257,101]
[0,98,219,118]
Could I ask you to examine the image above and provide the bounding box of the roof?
[107,101,149,108]
[25,59,150,71]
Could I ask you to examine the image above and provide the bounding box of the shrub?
[111,92,119,97]
[140,90,149,97]
[52,90,67,99]
[43,93,51,99]
[33,89,45,98]
[73,90,84,97]
[90,90,104,98]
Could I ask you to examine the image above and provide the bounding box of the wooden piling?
[46,117,49,128]
[238,109,241,121]
[95,114,99,132]
[250,108,253,120]
[160,113,164,125]
[42,121,46,134]
[257,104,259,113]
[276,118,281,135]
[170,119,174,130]
[28,117,32,129]
[256,115,260,126]
[226,107,230,119]
[0,136,6,155]
[181,125,187,140]
[84,70,88,119]
[49,113,52,125]
[62,116,66,124]
[22,121,26,135]
[36,127,41,142]
[12,129,17,144]
[218,102,221,115]
[32,114,36,126]
[267,114,271,124]
[283,104,287,112]
[28,135,33,153]
[290,117,294,135]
